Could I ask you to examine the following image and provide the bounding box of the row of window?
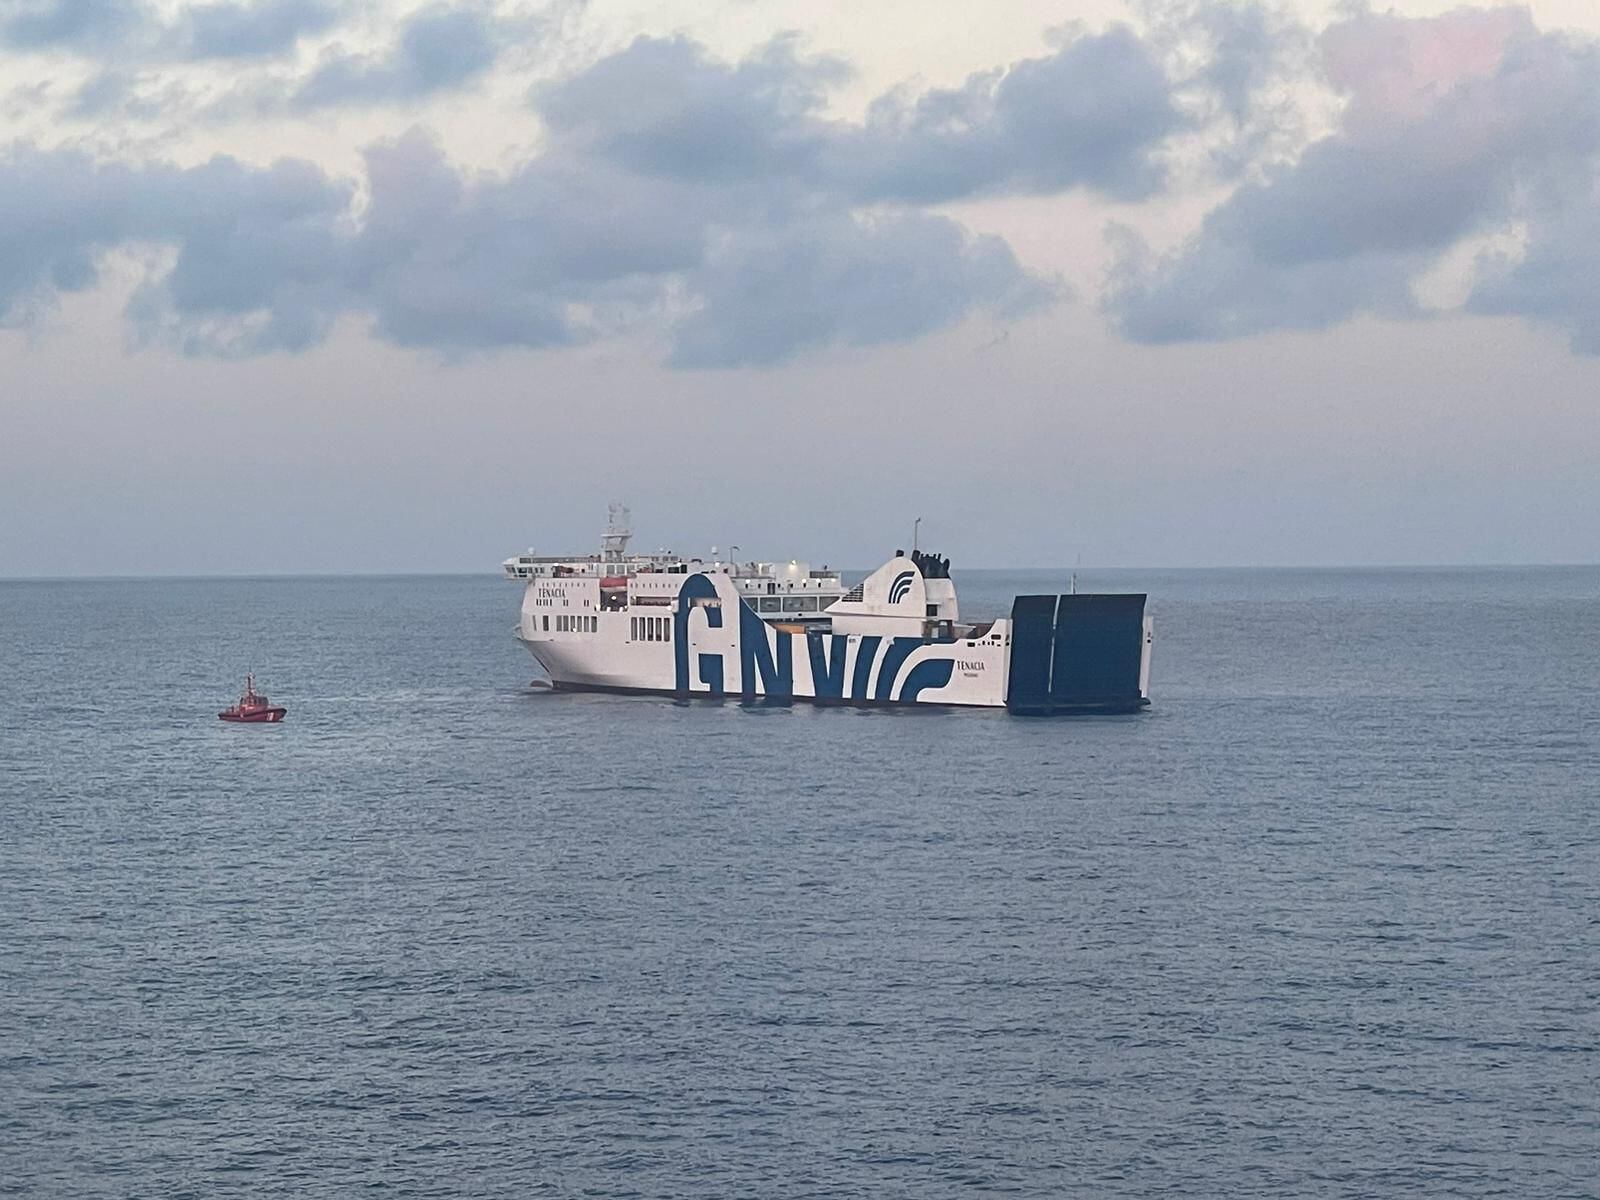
[755,595,823,613]
[633,616,672,643]
[740,580,834,592]
[553,614,596,633]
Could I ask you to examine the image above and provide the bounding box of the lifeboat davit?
[219,673,287,723]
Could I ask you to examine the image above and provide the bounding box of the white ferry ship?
[505,507,1153,713]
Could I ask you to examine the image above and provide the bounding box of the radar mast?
[601,503,632,559]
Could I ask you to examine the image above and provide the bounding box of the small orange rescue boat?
[219,673,287,723]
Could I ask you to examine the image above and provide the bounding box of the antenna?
[913,516,922,554]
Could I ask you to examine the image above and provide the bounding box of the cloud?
[0,127,1050,365]
[0,10,1293,366]
[185,0,338,60]
[1107,6,1600,346]
[293,4,501,107]
[0,0,149,53]
[344,130,715,351]
[344,131,1051,364]
[46,8,1600,366]
[1468,182,1600,353]
[1,0,335,61]
[36,3,521,122]
[1136,0,1313,177]
[20,16,1204,366]
[4,0,345,123]
[0,146,352,355]
[129,156,356,355]
[537,26,1189,204]
[69,69,156,119]
[1181,0,1288,125]
[836,24,1186,204]
[672,211,1053,368]
[1103,219,1424,343]
[536,34,843,187]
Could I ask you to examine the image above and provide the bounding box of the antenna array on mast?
[601,502,632,558]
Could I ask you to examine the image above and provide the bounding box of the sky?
[2,0,1599,575]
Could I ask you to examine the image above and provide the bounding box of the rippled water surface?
[3,568,1598,1197]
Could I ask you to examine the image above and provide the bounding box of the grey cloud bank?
[670,211,1050,368]
[1469,196,1600,353]
[1108,6,1600,353]
[0,125,1049,365]
[3,15,1216,366]
[538,27,1187,204]
[4,3,1600,364]
[0,146,351,349]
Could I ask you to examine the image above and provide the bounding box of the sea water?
[2,568,1597,1197]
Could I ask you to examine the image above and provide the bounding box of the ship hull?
[533,676,1003,709]
[534,676,1148,713]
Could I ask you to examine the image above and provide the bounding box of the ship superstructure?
[506,508,1153,713]
[504,506,846,625]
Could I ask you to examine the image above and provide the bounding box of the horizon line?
[4,560,1600,583]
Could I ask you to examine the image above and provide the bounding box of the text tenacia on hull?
[505,506,1152,713]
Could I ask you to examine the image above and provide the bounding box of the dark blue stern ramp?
[1007,593,1150,715]
[1005,594,1058,712]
